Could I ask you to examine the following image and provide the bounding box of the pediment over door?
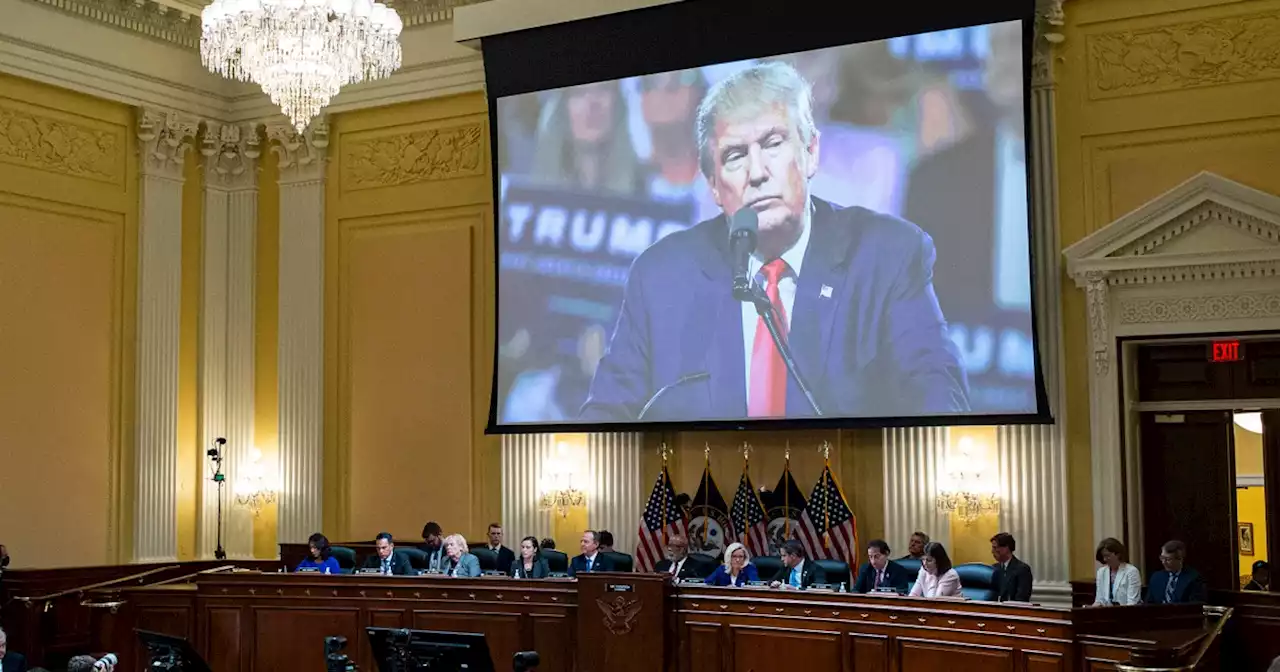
[1064,171,1280,285]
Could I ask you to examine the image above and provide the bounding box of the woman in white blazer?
[1092,538,1142,606]
[909,542,962,598]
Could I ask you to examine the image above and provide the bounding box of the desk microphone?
[729,208,759,302]
[637,372,710,421]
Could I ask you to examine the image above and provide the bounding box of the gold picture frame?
[1240,522,1256,556]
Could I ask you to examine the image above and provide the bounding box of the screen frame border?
[482,0,1053,434]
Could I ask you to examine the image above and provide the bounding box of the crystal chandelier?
[200,0,404,132]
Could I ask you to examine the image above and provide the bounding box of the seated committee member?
[853,539,910,594]
[898,532,929,562]
[485,523,516,571]
[909,542,961,599]
[361,533,412,576]
[569,530,615,576]
[1,627,27,672]
[441,534,482,578]
[1092,538,1141,606]
[578,61,968,423]
[1246,560,1270,592]
[655,535,700,580]
[511,536,551,579]
[769,540,826,590]
[295,532,341,574]
[705,542,758,587]
[990,532,1033,602]
[1146,540,1207,604]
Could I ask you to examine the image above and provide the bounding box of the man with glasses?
[1146,540,1207,604]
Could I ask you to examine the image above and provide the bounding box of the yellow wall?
[1238,486,1267,579]
[324,93,499,543]
[947,426,1000,565]
[0,73,137,567]
[176,140,204,561]
[1057,0,1280,577]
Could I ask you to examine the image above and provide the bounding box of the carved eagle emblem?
[597,595,643,635]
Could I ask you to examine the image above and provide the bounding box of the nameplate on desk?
[549,572,570,578]
[747,580,770,587]
[482,571,506,577]
[872,587,900,595]
[607,584,633,592]
[808,584,837,592]
[678,578,705,586]
[295,567,319,573]
[355,569,386,575]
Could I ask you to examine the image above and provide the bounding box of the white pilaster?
[271,120,329,543]
[500,434,556,546]
[587,433,644,555]
[198,122,261,559]
[883,427,952,553]
[134,108,198,563]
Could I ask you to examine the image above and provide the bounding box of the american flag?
[730,470,770,558]
[796,464,858,566]
[636,467,687,573]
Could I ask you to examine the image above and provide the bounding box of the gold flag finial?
[819,440,831,461]
[784,440,791,461]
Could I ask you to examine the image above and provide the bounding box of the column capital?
[202,122,262,191]
[1032,0,1066,90]
[267,118,330,184]
[137,107,199,180]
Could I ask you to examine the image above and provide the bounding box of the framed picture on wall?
[1240,522,1256,556]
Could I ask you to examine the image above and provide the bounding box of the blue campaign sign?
[496,180,699,423]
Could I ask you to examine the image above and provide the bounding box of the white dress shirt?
[1094,563,1142,606]
[740,215,813,399]
[669,557,686,576]
[909,567,962,598]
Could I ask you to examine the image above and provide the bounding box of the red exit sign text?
[1211,340,1243,363]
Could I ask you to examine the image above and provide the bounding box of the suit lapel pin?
[820,285,833,298]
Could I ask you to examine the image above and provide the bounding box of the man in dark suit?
[768,540,826,590]
[579,61,968,422]
[484,523,516,572]
[1147,540,1208,604]
[990,532,1033,602]
[0,627,27,672]
[853,539,910,594]
[655,534,700,580]
[568,530,615,577]
[360,533,413,576]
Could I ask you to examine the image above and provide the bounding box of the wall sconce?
[936,437,1000,523]
[539,442,586,518]
[235,447,278,516]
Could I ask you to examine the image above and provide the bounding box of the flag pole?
[702,443,711,546]
[740,442,751,541]
[660,443,670,545]
[784,441,791,538]
[821,441,831,551]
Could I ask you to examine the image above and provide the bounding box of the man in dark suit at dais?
[580,61,969,422]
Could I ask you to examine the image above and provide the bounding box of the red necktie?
[748,259,790,417]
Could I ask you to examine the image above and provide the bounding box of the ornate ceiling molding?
[19,0,486,51]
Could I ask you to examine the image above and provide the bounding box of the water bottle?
[839,582,847,593]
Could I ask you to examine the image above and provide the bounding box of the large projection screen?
[485,0,1050,432]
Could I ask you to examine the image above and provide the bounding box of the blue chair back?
[471,547,499,572]
[600,551,633,573]
[397,547,429,571]
[330,546,357,572]
[751,556,783,582]
[813,559,851,588]
[686,553,719,578]
[542,549,569,573]
[897,557,922,592]
[954,562,998,601]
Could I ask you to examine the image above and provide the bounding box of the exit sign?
[1211,340,1243,362]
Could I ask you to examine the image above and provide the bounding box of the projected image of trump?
[579,61,970,422]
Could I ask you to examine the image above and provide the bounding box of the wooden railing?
[1115,605,1232,672]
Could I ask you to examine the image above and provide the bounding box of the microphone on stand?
[637,372,710,421]
[728,207,823,417]
[729,208,759,302]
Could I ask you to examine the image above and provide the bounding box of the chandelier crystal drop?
[201,0,403,132]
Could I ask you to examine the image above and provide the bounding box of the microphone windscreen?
[729,207,759,236]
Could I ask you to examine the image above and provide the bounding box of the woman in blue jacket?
[296,533,341,574]
[705,542,758,587]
